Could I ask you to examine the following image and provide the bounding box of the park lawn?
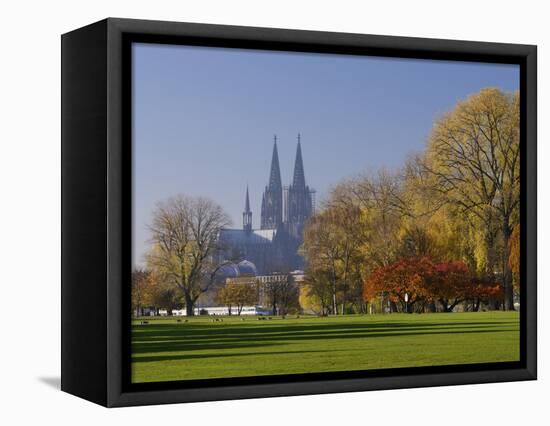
[131,311,519,383]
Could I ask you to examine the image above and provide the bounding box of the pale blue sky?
[132,42,519,266]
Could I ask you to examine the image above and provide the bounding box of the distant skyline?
[132,42,519,266]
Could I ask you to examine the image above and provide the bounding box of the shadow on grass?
[131,320,518,355]
[132,348,337,363]
[132,320,515,339]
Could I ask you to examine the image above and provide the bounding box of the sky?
[132,42,519,267]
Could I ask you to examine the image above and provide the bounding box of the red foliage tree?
[364,256,435,312]
[468,277,504,311]
[428,261,471,312]
[364,257,503,313]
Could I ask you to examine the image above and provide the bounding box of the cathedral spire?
[244,185,251,213]
[268,135,282,191]
[242,185,252,231]
[261,135,283,229]
[292,133,306,189]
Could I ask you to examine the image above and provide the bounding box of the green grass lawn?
[131,311,519,383]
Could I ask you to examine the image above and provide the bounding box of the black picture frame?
[61,17,537,407]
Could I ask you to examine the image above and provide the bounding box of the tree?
[509,224,520,292]
[302,171,418,314]
[301,211,345,314]
[365,255,503,313]
[429,261,472,312]
[364,256,435,313]
[469,277,504,311]
[131,268,153,316]
[215,286,234,315]
[146,195,231,316]
[301,185,367,314]
[216,282,257,315]
[149,280,183,314]
[424,88,520,310]
[262,274,300,316]
[348,170,409,269]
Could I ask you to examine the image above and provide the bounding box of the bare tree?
[146,195,231,315]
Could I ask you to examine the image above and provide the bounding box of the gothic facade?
[218,135,315,275]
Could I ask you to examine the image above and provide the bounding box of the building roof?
[219,228,277,245]
[217,260,258,278]
[236,260,257,276]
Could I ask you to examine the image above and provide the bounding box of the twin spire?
[267,133,305,191]
[243,134,306,231]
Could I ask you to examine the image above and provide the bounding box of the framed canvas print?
[61,18,537,407]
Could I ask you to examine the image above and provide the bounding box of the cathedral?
[218,135,315,275]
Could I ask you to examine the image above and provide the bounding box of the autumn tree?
[300,270,335,315]
[347,170,410,269]
[216,282,258,315]
[146,195,231,316]
[364,256,436,313]
[428,261,472,312]
[301,182,368,314]
[302,170,421,314]
[301,211,345,314]
[149,280,183,314]
[509,224,520,291]
[132,268,153,316]
[468,277,504,311]
[215,286,234,315]
[262,274,300,316]
[424,88,520,310]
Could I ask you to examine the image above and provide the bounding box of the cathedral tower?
[261,136,283,229]
[285,134,313,240]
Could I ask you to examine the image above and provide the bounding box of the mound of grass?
[131,311,519,383]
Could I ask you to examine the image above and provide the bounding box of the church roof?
[219,228,277,245]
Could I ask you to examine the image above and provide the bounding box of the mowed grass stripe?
[131,312,519,383]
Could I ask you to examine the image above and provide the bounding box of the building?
[182,261,305,315]
[218,135,315,274]
[256,270,305,308]
[198,260,258,306]
[172,306,271,316]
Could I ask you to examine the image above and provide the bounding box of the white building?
[171,306,271,316]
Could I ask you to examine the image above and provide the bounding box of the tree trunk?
[332,282,338,315]
[185,294,194,316]
[502,223,515,311]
